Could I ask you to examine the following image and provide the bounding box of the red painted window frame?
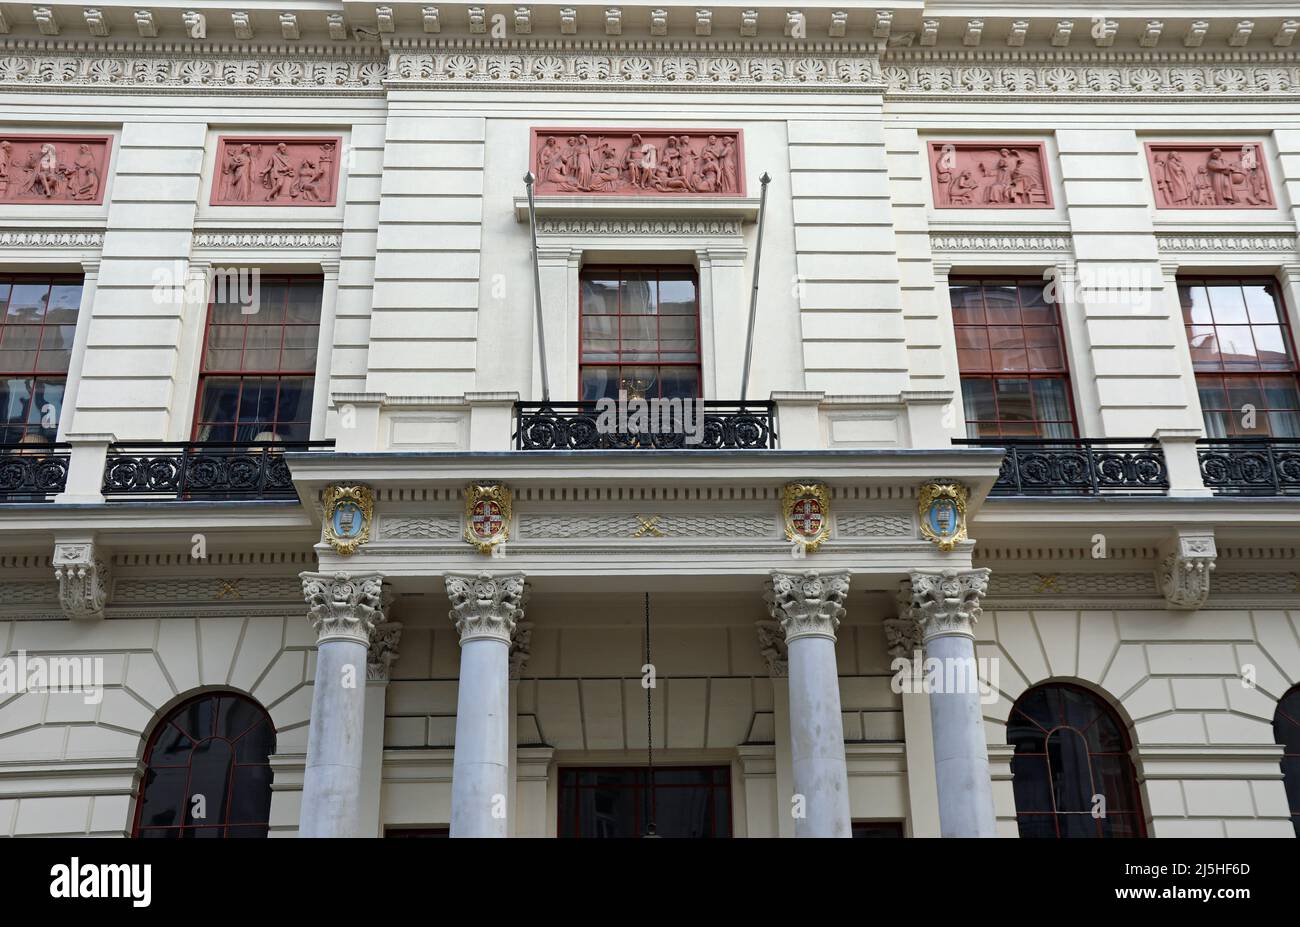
[577,264,703,400]
[1178,275,1300,438]
[557,765,732,838]
[191,274,323,442]
[0,273,84,443]
[950,276,1079,439]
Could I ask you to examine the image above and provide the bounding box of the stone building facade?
[0,1,1298,838]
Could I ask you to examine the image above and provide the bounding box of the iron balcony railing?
[0,442,71,502]
[1198,438,1300,496]
[514,401,777,450]
[102,440,334,500]
[954,438,1169,496]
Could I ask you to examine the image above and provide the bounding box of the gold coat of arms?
[782,482,831,553]
[465,482,512,554]
[323,484,374,556]
[919,482,969,552]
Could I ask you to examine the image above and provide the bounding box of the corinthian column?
[298,571,384,837]
[445,571,527,838]
[765,570,852,838]
[906,568,996,837]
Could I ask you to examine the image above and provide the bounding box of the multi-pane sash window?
[579,266,701,401]
[0,275,82,445]
[1179,277,1300,438]
[194,276,322,442]
[950,278,1077,438]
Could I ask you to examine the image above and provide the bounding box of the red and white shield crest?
[790,498,825,538]
[471,500,504,539]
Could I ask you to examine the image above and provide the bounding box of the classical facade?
[1,1,1299,839]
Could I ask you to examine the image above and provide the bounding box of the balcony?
[955,438,1169,496]
[1198,438,1300,496]
[0,443,71,502]
[513,401,777,450]
[101,441,334,501]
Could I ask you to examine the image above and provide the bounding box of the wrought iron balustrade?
[955,438,1169,496]
[102,441,333,500]
[514,401,777,450]
[1198,438,1300,496]
[0,443,70,502]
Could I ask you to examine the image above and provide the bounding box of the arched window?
[1007,682,1146,837]
[132,691,276,838]
[1274,685,1300,837]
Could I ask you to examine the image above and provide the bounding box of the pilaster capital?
[907,568,990,641]
[367,620,403,683]
[301,571,385,644]
[509,618,534,679]
[53,538,110,620]
[755,619,788,676]
[1156,534,1216,610]
[884,584,924,658]
[764,570,850,643]
[445,571,528,644]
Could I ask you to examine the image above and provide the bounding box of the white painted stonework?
[0,2,1298,839]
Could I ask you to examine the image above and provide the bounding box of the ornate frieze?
[930,231,1073,253]
[532,128,742,195]
[367,620,403,682]
[301,571,384,644]
[1156,535,1217,610]
[1146,143,1274,208]
[190,230,341,249]
[212,136,341,206]
[907,568,990,641]
[765,570,849,643]
[445,571,527,644]
[837,512,914,538]
[518,511,776,539]
[929,141,1052,208]
[536,216,742,237]
[0,229,104,248]
[378,514,459,539]
[1154,233,1297,253]
[0,135,110,205]
[52,541,110,620]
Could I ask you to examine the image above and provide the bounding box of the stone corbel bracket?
[1156,534,1216,610]
[52,539,111,620]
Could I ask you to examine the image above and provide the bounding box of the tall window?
[133,691,276,838]
[1007,683,1146,837]
[950,278,1076,438]
[557,766,731,837]
[0,275,82,445]
[1274,685,1300,837]
[194,276,321,442]
[1179,277,1300,438]
[579,266,700,401]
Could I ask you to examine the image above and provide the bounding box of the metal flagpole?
[523,172,551,403]
[739,172,771,404]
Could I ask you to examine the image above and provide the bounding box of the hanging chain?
[644,591,655,835]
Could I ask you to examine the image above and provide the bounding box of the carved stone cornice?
[301,571,384,644]
[52,541,110,620]
[445,571,527,645]
[0,229,105,248]
[191,230,342,250]
[366,620,403,683]
[536,216,742,237]
[764,570,849,644]
[385,39,885,91]
[882,50,1300,99]
[509,618,533,680]
[1157,535,1217,610]
[907,568,990,642]
[1155,233,1299,254]
[930,231,1073,254]
[755,618,788,677]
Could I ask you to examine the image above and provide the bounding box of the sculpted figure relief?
[212,137,340,206]
[929,142,1051,208]
[1148,143,1273,208]
[531,129,743,195]
[0,136,110,204]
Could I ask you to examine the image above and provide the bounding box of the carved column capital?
[1157,535,1216,610]
[367,620,403,683]
[755,619,789,677]
[53,540,110,620]
[445,571,527,644]
[907,568,990,641]
[300,571,384,644]
[764,570,850,643]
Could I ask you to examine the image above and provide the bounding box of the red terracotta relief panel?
[929,142,1053,208]
[211,136,341,206]
[0,135,111,205]
[1146,143,1274,209]
[530,129,745,196]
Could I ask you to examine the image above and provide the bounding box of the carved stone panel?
[928,141,1052,208]
[210,136,342,206]
[0,135,111,205]
[531,128,744,196]
[1146,142,1274,209]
